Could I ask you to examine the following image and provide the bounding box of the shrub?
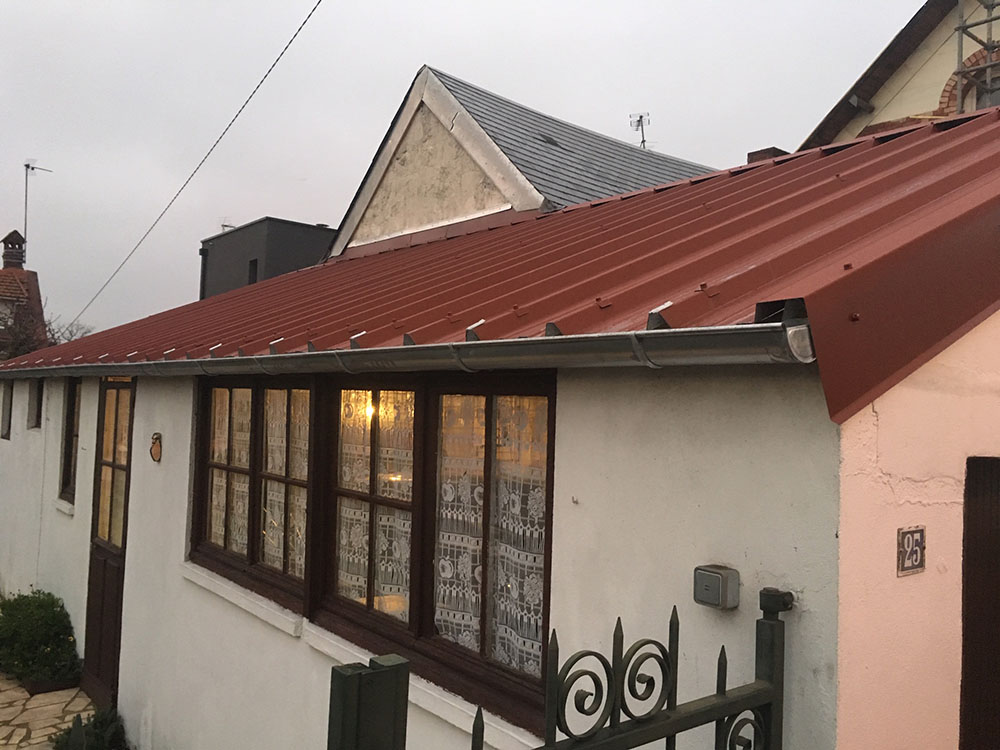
[0,589,81,683]
[52,709,130,750]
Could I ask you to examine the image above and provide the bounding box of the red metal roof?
[5,108,1000,423]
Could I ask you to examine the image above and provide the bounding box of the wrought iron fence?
[470,587,793,750]
[326,587,793,750]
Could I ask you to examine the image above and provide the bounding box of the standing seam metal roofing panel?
[5,108,1000,424]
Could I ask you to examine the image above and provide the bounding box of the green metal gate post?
[328,654,409,750]
[754,587,793,750]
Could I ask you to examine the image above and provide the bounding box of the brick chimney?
[2,230,25,269]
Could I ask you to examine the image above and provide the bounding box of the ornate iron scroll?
[469,587,793,750]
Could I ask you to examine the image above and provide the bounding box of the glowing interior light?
[365,402,375,420]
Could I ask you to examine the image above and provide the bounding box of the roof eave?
[0,323,815,380]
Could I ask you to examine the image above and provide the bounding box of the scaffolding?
[956,1,1000,113]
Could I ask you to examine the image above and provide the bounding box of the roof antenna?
[629,113,650,149]
[23,159,53,243]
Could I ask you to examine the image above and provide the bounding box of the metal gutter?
[0,322,814,380]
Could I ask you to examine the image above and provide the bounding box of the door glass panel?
[374,506,411,622]
[434,395,486,652]
[102,390,117,462]
[337,496,369,603]
[488,395,548,676]
[264,390,287,476]
[110,468,127,547]
[287,485,307,579]
[289,389,310,481]
[209,469,227,546]
[210,389,229,464]
[114,391,131,466]
[97,466,113,541]
[230,388,252,469]
[261,480,286,571]
[377,390,414,501]
[227,472,249,556]
[339,390,372,492]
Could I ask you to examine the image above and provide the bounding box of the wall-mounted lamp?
[150,432,162,462]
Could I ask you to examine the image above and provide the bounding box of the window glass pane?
[287,484,307,579]
[210,388,230,464]
[209,468,227,546]
[261,480,286,571]
[337,496,369,603]
[227,472,249,556]
[115,389,131,465]
[102,389,117,462]
[289,389,310,481]
[488,396,548,677]
[339,390,372,492]
[230,388,252,469]
[69,381,81,489]
[1,381,12,439]
[97,465,112,541]
[377,390,414,501]
[434,395,486,652]
[374,506,411,622]
[264,389,287,476]
[111,468,127,548]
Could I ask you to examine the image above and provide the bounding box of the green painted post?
[328,655,410,750]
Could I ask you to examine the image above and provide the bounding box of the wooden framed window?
[192,378,312,607]
[93,378,134,548]
[191,372,554,730]
[27,379,43,429]
[1,380,11,440]
[60,378,82,502]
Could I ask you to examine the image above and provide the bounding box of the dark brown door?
[961,457,1000,749]
[81,378,135,709]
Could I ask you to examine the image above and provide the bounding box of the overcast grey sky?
[1,0,923,332]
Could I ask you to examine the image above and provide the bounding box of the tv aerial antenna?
[23,159,53,243]
[629,112,650,149]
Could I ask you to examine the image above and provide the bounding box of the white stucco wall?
[1,365,841,749]
[0,377,96,645]
[552,367,840,750]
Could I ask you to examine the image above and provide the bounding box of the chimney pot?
[2,230,26,269]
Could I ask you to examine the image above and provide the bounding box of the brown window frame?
[27,379,43,429]
[191,371,555,732]
[60,378,82,502]
[190,376,315,611]
[92,378,135,549]
[1,380,11,440]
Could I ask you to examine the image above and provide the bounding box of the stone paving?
[0,676,94,748]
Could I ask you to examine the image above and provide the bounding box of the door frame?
[81,377,136,708]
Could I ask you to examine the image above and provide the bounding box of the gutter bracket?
[448,343,477,373]
[629,332,663,369]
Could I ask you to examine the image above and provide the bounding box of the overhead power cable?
[70,0,325,325]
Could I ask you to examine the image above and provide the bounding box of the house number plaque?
[897,526,926,576]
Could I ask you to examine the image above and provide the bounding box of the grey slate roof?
[431,68,713,207]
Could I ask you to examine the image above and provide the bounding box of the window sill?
[180,561,302,637]
[53,499,75,517]
[302,623,540,750]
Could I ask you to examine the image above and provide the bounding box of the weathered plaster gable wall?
[350,103,509,246]
[551,366,840,750]
[0,377,97,649]
[837,307,1000,750]
[836,0,989,141]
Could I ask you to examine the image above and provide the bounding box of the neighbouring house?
[2,72,1000,750]
[329,66,713,256]
[802,0,1000,148]
[0,230,47,361]
[199,217,338,299]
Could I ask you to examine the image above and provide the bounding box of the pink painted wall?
[837,308,1000,749]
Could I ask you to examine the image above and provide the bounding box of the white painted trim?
[53,498,75,516]
[179,561,303,637]
[329,67,546,257]
[302,623,540,750]
[346,203,512,248]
